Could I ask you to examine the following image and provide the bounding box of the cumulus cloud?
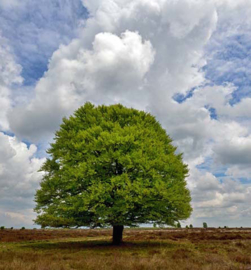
[0,34,23,130]
[184,167,251,227]
[214,134,251,166]
[9,0,218,143]
[1,0,251,227]
[9,30,155,141]
[0,132,45,227]
[204,0,251,107]
[0,0,87,85]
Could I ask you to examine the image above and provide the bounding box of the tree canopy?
[34,103,192,244]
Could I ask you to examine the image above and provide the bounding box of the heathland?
[1,228,251,270]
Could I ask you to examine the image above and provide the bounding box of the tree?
[203,222,208,229]
[34,103,192,245]
[176,222,181,228]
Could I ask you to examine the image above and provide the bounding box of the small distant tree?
[34,103,192,245]
[0,226,4,230]
[153,223,157,228]
[203,222,208,229]
[189,224,193,228]
[177,222,181,228]
[10,227,13,230]
[21,227,25,230]
[185,225,189,229]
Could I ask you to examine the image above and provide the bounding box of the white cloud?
[0,132,45,227]
[9,30,155,141]
[0,34,23,130]
[0,0,87,88]
[214,134,251,166]
[0,209,37,228]
[226,166,251,180]
[2,0,251,227]
[9,0,218,144]
[185,167,251,226]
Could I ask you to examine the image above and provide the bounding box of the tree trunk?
[112,225,124,245]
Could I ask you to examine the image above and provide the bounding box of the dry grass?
[1,228,251,270]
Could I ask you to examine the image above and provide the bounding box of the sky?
[0,0,251,228]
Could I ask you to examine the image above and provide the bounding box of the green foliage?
[0,226,4,230]
[10,227,13,230]
[21,227,25,230]
[34,103,192,228]
[189,224,193,228]
[185,225,189,229]
[176,222,181,228]
[153,223,157,228]
[203,222,208,229]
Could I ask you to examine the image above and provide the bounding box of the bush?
[203,222,208,228]
[0,226,4,230]
[177,222,181,228]
[189,224,193,228]
[20,227,25,230]
[185,225,189,229]
[10,227,13,230]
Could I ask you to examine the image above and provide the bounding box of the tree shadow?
[22,239,178,251]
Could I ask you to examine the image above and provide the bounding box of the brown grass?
[1,228,251,270]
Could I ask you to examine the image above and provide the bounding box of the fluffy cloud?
[9,0,218,143]
[0,132,45,227]
[9,30,155,141]
[214,134,251,166]
[183,167,251,227]
[1,0,251,227]
[0,34,23,130]
[0,0,87,85]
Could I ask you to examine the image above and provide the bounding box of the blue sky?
[1,0,251,228]
[0,0,87,85]
[205,33,251,105]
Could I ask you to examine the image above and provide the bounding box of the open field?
[1,228,251,270]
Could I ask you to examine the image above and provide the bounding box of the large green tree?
[35,103,192,244]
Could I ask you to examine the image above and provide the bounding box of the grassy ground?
[1,228,251,270]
